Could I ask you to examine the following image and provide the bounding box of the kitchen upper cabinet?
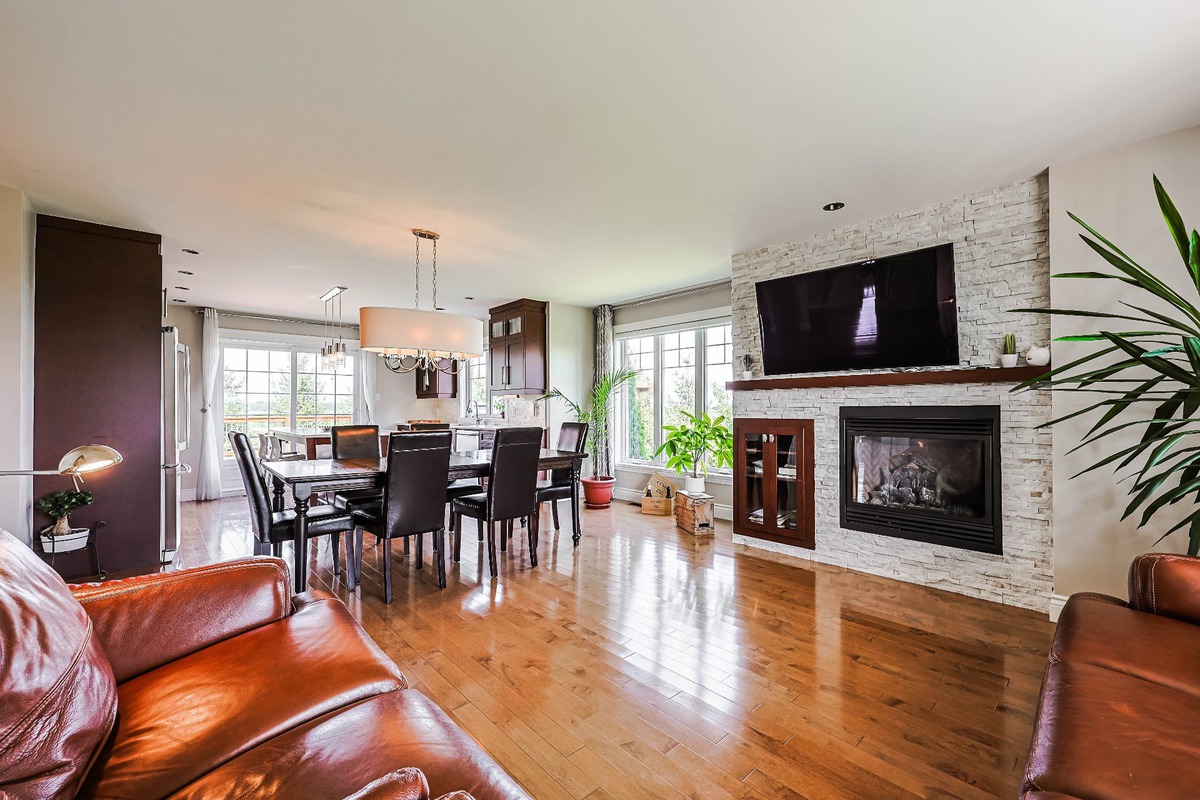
[488,299,546,395]
[415,363,457,399]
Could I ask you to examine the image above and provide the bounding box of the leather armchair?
[0,527,529,800]
[1022,552,1200,800]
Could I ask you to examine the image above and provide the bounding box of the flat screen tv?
[755,243,958,375]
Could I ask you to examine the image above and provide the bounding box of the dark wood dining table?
[262,449,588,591]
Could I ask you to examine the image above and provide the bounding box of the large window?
[465,352,488,416]
[617,323,733,470]
[222,344,356,456]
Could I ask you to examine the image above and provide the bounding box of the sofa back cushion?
[0,527,118,798]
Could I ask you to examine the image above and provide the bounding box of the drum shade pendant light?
[360,229,484,375]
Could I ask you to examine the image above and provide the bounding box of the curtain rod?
[192,307,360,328]
[611,279,731,310]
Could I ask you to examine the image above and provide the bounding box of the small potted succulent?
[36,489,94,553]
[1000,333,1019,368]
[656,412,734,494]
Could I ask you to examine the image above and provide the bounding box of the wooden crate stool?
[675,491,714,535]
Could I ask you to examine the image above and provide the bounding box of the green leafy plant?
[1003,333,1018,355]
[36,490,93,536]
[540,365,638,478]
[1015,175,1200,554]
[655,411,734,479]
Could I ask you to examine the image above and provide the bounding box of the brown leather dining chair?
[451,427,544,578]
[330,424,384,514]
[351,431,454,600]
[535,421,588,541]
[228,431,357,586]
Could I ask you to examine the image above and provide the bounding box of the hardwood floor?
[179,497,1053,800]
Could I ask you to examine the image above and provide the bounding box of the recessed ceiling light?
[182,248,200,255]
[464,296,475,300]
[822,202,845,212]
[171,299,185,303]
[177,269,193,275]
[175,286,190,290]
[435,306,446,311]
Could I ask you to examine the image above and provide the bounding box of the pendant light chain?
[414,234,421,311]
[432,237,438,310]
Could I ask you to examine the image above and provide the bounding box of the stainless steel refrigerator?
[161,326,191,563]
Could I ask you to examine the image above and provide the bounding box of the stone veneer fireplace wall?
[731,175,1053,612]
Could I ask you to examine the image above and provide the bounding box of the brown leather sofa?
[1022,553,1200,800]
[0,528,530,800]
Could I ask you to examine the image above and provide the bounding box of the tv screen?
[756,243,958,375]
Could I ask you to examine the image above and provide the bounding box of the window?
[222,344,356,456]
[465,352,488,416]
[616,323,733,471]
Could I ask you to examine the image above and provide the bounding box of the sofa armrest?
[70,557,291,682]
[1128,553,1200,626]
[343,768,430,800]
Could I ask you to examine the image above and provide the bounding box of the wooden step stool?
[675,491,714,536]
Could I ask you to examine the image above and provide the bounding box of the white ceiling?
[2,2,1199,322]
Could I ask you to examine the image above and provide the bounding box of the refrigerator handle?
[179,344,192,451]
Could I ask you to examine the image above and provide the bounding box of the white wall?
[1050,125,1200,599]
[0,184,35,542]
[547,302,594,442]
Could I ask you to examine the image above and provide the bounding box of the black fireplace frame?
[839,405,1002,555]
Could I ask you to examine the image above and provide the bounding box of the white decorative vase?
[683,476,705,495]
[39,526,90,554]
[741,371,753,381]
[1026,345,1050,367]
[1000,354,1019,368]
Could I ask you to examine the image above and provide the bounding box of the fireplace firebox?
[839,405,1001,554]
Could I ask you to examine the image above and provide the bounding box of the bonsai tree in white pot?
[540,365,638,508]
[656,412,734,494]
[35,489,93,553]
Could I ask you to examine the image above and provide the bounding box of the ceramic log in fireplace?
[839,406,1002,554]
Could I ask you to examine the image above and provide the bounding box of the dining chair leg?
[271,542,283,557]
[486,521,498,578]
[403,537,410,558]
[253,540,268,556]
[528,509,539,568]
[435,529,447,589]
[415,531,424,569]
[500,519,507,553]
[355,527,364,579]
[551,500,560,530]
[344,529,358,590]
[477,517,484,543]
[453,514,462,562]
[383,537,394,604]
[571,480,582,546]
[331,532,341,576]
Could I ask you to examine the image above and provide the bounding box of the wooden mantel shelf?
[726,364,1049,391]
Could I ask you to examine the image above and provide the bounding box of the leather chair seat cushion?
[84,596,406,799]
[173,690,529,800]
[534,480,572,501]
[334,488,384,512]
[1024,594,1200,800]
[267,505,355,541]
[446,480,484,500]
[450,493,487,518]
[0,529,118,799]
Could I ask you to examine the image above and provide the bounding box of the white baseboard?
[1048,593,1068,623]
[180,488,196,502]
[612,486,733,521]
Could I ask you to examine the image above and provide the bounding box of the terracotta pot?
[581,475,616,509]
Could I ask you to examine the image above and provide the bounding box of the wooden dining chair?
[451,427,543,578]
[330,425,384,514]
[351,431,454,600]
[228,431,356,586]
[535,422,588,541]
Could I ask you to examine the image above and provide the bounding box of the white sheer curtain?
[359,351,377,424]
[196,308,224,500]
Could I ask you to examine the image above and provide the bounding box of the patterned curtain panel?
[593,304,615,476]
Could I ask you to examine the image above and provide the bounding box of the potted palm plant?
[1016,175,1200,554]
[540,365,638,508]
[655,412,734,494]
[36,489,93,553]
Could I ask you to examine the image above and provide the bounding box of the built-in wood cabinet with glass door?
[733,418,816,549]
[488,298,547,395]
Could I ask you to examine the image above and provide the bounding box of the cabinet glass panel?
[491,320,506,339]
[742,431,767,527]
[508,316,522,336]
[775,434,798,531]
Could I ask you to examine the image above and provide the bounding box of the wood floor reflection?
[180,497,1053,800]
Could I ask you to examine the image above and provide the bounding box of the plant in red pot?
[541,366,638,509]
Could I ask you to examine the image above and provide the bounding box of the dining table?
[262,449,588,592]
[271,428,393,460]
